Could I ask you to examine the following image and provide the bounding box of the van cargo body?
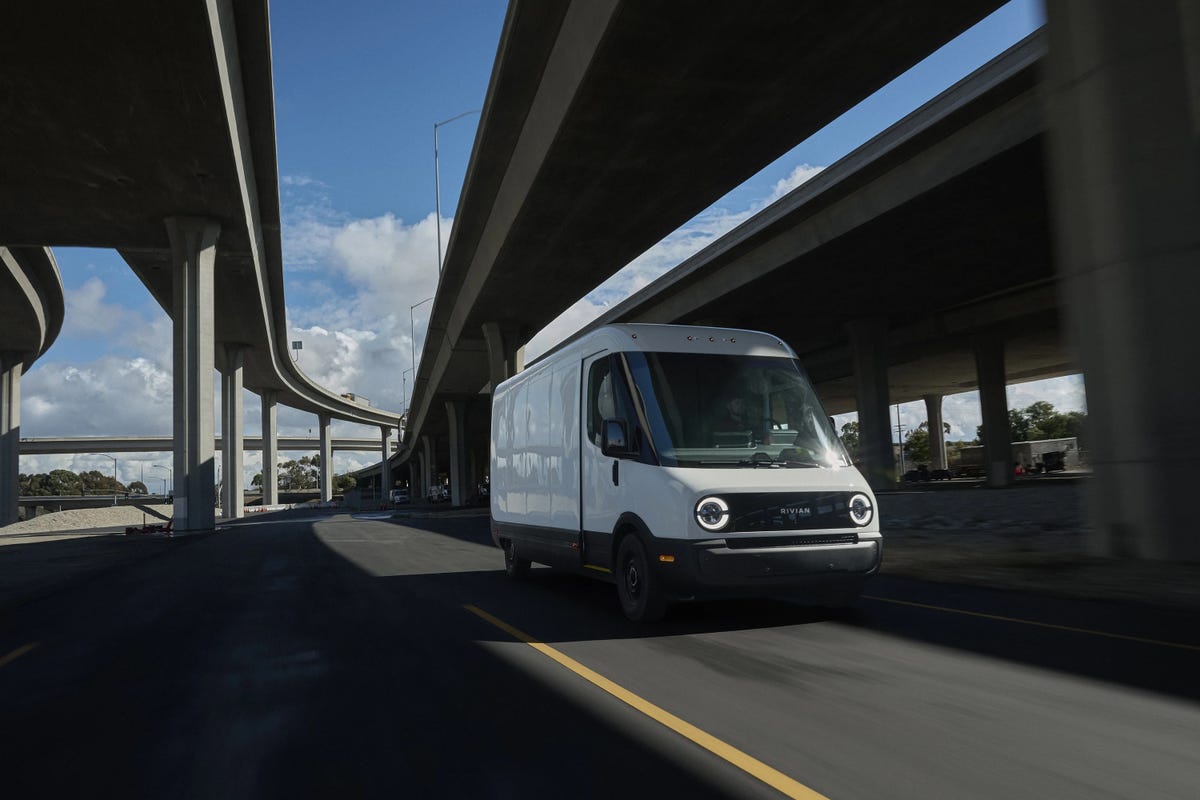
[490,324,881,620]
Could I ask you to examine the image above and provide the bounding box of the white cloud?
[765,163,824,204]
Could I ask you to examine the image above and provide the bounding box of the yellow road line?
[0,642,38,668]
[464,604,828,800]
[862,595,1200,652]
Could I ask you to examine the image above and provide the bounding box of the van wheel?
[504,539,530,579]
[616,535,666,622]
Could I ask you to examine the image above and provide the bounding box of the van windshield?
[623,351,850,469]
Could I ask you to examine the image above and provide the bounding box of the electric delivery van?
[489,323,881,621]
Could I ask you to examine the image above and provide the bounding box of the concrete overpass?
[399,3,1200,561]
[557,33,1057,489]
[398,0,1007,503]
[19,436,397,456]
[2,247,64,527]
[0,2,402,527]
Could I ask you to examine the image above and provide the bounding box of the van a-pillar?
[166,217,219,533]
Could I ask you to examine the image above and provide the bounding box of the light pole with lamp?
[434,109,480,273]
[98,454,118,506]
[401,367,415,418]
[409,296,434,409]
[155,464,172,497]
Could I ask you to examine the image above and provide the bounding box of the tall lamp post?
[99,454,117,506]
[433,109,480,273]
[409,295,434,408]
[401,367,415,417]
[155,464,173,497]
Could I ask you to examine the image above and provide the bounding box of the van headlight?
[848,493,874,527]
[695,496,730,531]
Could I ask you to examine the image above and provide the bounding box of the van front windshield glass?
[623,351,850,469]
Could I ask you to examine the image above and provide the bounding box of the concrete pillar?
[380,426,392,499]
[1045,1,1200,560]
[1,355,21,527]
[846,319,894,491]
[445,400,468,506]
[220,344,245,519]
[923,393,947,471]
[260,390,278,506]
[421,434,434,501]
[974,337,1011,488]
[318,414,333,503]
[409,461,418,497]
[166,217,220,532]
[482,322,526,387]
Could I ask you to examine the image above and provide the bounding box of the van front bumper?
[650,536,881,599]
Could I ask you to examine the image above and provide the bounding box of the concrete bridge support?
[220,344,245,519]
[847,319,894,491]
[924,393,947,471]
[1,355,20,526]
[482,322,526,388]
[260,390,278,506]
[421,435,434,501]
[166,217,219,532]
[445,400,468,506]
[974,337,1011,488]
[319,414,333,503]
[1046,0,1200,560]
[380,426,392,498]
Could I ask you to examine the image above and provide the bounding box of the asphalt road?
[1,511,1197,799]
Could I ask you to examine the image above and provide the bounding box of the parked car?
[389,489,410,505]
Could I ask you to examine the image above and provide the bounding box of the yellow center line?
[862,595,1200,652]
[0,642,39,668]
[464,604,828,800]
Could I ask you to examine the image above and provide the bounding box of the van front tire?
[503,539,530,579]
[616,535,666,622]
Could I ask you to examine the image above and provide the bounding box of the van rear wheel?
[616,535,666,622]
[504,539,530,579]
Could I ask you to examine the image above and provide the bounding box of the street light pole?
[433,109,480,274]
[409,295,434,405]
[155,464,172,497]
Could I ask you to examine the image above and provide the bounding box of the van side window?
[587,358,615,446]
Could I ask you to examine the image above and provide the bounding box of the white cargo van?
[490,323,881,621]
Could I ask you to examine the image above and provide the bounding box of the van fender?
[611,511,655,565]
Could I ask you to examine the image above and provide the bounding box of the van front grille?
[724,533,859,549]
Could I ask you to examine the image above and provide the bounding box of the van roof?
[509,324,797,388]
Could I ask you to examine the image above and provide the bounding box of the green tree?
[975,401,1088,446]
[334,473,357,492]
[128,481,148,494]
[251,472,263,488]
[903,421,952,465]
[279,457,318,490]
[839,421,860,461]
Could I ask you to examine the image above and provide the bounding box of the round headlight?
[695,496,730,531]
[848,493,874,527]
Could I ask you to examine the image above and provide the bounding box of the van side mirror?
[602,418,634,457]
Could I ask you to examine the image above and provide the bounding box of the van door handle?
[612,460,619,486]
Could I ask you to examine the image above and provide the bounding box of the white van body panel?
[490,323,881,605]
[492,353,581,532]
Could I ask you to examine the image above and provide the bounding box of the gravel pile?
[2,505,177,537]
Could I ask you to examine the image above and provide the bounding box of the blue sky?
[22,0,1082,487]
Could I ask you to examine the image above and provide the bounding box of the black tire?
[616,535,666,622]
[503,539,530,579]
